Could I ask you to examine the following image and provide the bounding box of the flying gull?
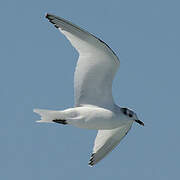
[34,13,144,166]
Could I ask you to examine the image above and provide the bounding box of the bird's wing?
[89,122,133,166]
[46,14,120,109]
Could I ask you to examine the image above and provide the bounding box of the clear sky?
[1,0,180,179]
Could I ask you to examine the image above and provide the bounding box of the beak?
[135,119,144,126]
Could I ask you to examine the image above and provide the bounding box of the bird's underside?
[34,13,143,167]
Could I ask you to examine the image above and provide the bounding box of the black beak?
[135,119,144,126]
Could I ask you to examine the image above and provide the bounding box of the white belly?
[66,106,131,130]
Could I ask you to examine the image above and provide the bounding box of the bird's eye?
[129,114,133,117]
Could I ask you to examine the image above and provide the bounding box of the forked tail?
[33,109,67,124]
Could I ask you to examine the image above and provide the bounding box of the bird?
[34,13,144,167]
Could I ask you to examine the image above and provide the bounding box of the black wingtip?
[88,162,93,167]
[45,13,54,20]
[45,13,59,28]
[88,160,94,167]
[54,25,59,28]
[45,13,50,19]
[88,153,95,167]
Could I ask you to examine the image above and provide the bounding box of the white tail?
[34,107,81,125]
[33,109,62,123]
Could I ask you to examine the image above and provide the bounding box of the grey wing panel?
[89,122,133,166]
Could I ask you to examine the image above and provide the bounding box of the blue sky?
[1,0,180,179]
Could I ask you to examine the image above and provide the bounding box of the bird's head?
[121,107,144,126]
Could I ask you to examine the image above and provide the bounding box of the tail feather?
[34,109,61,123]
[34,108,78,124]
